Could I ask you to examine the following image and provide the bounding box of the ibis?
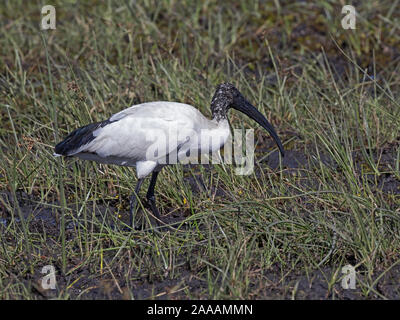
[54,83,285,228]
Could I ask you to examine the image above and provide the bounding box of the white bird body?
[56,102,231,178]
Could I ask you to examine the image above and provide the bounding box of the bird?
[54,83,285,229]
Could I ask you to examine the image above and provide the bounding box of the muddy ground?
[1,145,399,300]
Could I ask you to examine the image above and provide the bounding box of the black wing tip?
[54,140,69,156]
[54,119,114,157]
[54,126,86,156]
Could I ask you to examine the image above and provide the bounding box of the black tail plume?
[54,119,113,156]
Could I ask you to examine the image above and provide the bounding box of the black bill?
[233,98,285,157]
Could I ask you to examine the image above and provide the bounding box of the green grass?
[0,0,399,299]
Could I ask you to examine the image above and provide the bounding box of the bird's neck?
[211,108,227,122]
[203,118,230,153]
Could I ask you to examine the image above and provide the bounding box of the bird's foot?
[124,199,163,232]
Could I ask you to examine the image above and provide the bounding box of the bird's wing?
[71,102,209,163]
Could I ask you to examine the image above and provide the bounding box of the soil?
[1,144,399,300]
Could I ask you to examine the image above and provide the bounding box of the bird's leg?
[146,171,162,224]
[129,178,144,229]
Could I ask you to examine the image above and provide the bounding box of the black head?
[210,83,239,121]
[211,82,285,157]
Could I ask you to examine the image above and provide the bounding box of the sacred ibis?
[54,83,284,228]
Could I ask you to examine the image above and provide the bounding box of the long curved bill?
[233,99,285,157]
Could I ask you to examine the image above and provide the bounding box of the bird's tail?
[54,119,112,156]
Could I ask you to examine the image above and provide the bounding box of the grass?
[0,0,399,299]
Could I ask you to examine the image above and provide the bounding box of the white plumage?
[55,102,230,178]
